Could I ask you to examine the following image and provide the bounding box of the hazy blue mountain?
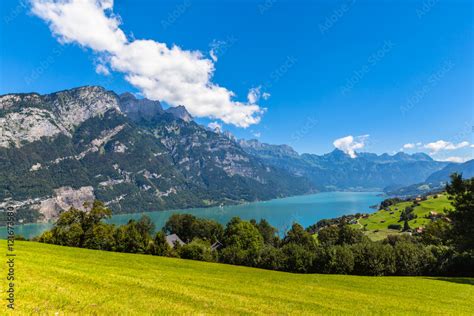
[386,159,474,196]
[426,160,474,183]
[239,139,450,191]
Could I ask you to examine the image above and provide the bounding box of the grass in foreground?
[357,194,452,240]
[1,241,473,315]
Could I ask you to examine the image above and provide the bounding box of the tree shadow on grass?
[425,277,474,285]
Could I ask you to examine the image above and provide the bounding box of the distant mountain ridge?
[239,139,450,191]
[386,159,474,196]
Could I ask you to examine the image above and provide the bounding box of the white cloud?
[209,49,218,62]
[207,121,222,132]
[440,156,470,163]
[247,86,270,104]
[31,0,263,127]
[333,135,369,158]
[402,143,415,149]
[424,140,470,153]
[95,64,110,76]
[253,132,261,138]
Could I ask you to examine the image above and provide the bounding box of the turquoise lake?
[7,192,384,239]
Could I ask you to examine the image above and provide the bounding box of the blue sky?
[0,0,473,161]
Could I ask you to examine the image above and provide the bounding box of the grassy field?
[356,194,453,240]
[1,241,473,315]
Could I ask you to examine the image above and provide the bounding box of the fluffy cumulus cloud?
[247,86,270,104]
[402,143,416,150]
[333,135,369,158]
[95,64,110,76]
[31,0,263,127]
[423,140,470,153]
[207,121,222,132]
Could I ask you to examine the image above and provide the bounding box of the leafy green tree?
[281,243,314,273]
[164,214,223,243]
[446,173,474,251]
[258,245,284,270]
[179,239,216,262]
[221,217,264,266]
[83,223,116,251]
[151,231,172,256]
[393,242,424,276]
[283,223,316,249]
[351,242,396,276]
[403,218,411,232]
[114,219,150,254]
[254,219,279,246]
[317,226,339,246]
[326,245,355,274]
[420,220,452,246]
[338,225,366,245]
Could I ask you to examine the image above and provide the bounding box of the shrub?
[326,245,354,274]
[388,224,402,230]
[258,245,284,270]
[180,239,216,262]
[281,243,315,273]
[351,242,395,276]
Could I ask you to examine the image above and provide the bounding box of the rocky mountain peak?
[0,86,121,148]
[118,92,163,122]
[165,105,193,122]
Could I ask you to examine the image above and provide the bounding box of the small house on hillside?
[165,234,185,248]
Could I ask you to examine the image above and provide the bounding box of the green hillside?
[3,241,473,315]
[357,193,453,240]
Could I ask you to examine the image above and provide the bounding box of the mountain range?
[0,86,470,224]
[238,139,451,191]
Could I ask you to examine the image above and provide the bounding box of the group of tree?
[35,174,473,276]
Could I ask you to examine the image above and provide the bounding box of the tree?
[337,225,366,245]
[317,226,339,246]
[258,245,284,271]
[403,218,411,232]
[151,231,173,256]
[281,243,314,273]
[164,214,223,243]
[114,219,150,254]
[351,242,395,276]
[326,245,355,274]
[254,219,279,246]
[283,223,316,249]
[446,173,474,251]
[394,242,424,276]
[83,222,116,251]
[221,217,264,266]
[179,239,216,262]
[420,220,452,246]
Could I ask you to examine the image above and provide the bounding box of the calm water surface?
[7,192,384,239]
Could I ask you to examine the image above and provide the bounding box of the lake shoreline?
[3,191,385,240]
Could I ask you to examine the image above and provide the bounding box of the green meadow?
[357,194,452,240]
[2,240,473,315]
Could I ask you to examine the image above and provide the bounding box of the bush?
[351,242,395,276]
[317,226,339,246]
[281,243,315,273]
[180,239,216,262]
[388,224,402,230]
[258,245,284,270]
[326,245,354,274]
[394,242,424,276]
